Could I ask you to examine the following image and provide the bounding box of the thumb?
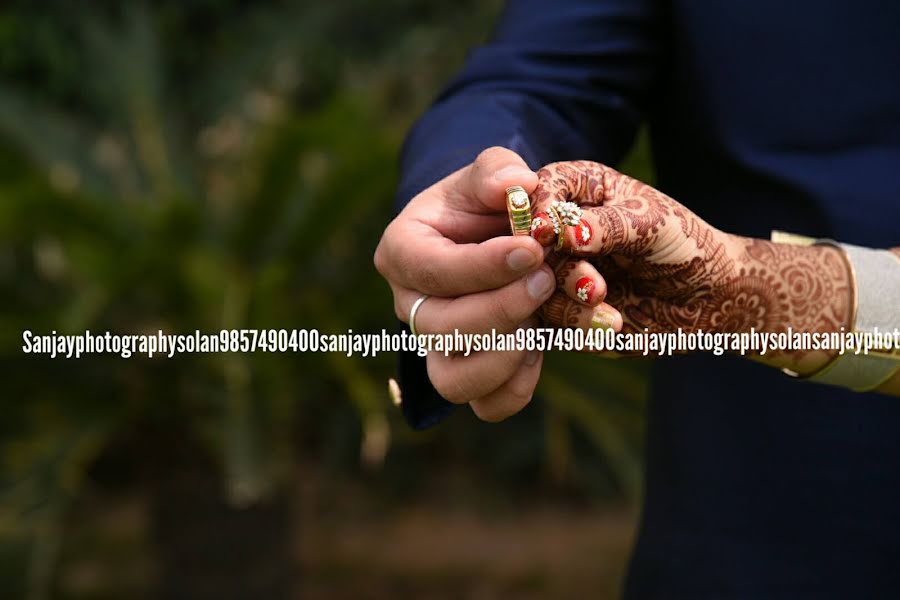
[450,146,538,213]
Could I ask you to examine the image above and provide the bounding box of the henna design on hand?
[532,161,854,373]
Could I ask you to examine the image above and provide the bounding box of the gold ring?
[506,186,532,236]
[550,200,583,251]
[409,295,429,336]
[547,204,565,250]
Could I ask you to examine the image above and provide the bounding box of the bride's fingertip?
[591,304,623,332]
[573,219,594,248]
[574,276,599,305]
[530,211,556,247]
[555,259,606,307]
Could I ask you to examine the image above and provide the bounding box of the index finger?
[532,161,617,210]
[377,218,546,296]
[529,161,620,247]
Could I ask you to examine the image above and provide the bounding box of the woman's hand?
[531,161,854,375]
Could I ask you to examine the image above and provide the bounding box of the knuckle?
[507,377,537,407]
[472,388,532,423]
[373,242,389,276]
[469,354,536,422]
[392,251,439,295]
[601,164,620,201]
[415,261,443,295]
[595,206,630,253]
[534,164,559,192]
[540,160,565,175]
[474,146,507,168]
[427,358,471,405]
[374,221,402,277]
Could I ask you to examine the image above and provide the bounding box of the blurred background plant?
[0,1,653,598]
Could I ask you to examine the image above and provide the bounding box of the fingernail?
[592,308,617,331]
[574,219,593,247]
[526,269,554,300]
[494,165,533,182]
[575,277,595,304]
[530,211,556,246]
[525,350,541,366]
[507,247,538,272]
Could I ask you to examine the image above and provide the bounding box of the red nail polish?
[575,276,595,303]
[530,211,556,246]
[574,219,593,247]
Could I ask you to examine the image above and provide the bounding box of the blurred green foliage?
[0,2,650,597]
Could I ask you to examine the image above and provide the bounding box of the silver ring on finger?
[409,294,430,336]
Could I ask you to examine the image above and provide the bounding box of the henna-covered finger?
[530,160,696,261]
[545,203,632,258]
[553,258,607,307]
[530,211,557,246]
[531,160,617,209]
[544,248,567,271]
[528,161,616,248]
[528,160,619,251]
[558,186,698,261]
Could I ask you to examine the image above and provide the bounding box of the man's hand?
[374,147,557,421]
[531,161,854,375]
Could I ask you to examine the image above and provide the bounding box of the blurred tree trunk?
[147,431,293,600]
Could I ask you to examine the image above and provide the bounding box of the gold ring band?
[550,200,583,251]
[548,205,566,250]
[506,186,532,236]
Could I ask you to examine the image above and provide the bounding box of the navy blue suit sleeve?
[395,0,664,430]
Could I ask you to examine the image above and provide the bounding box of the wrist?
[790,243,855,374]
[720,236,853,373]
[804,241,900,391]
